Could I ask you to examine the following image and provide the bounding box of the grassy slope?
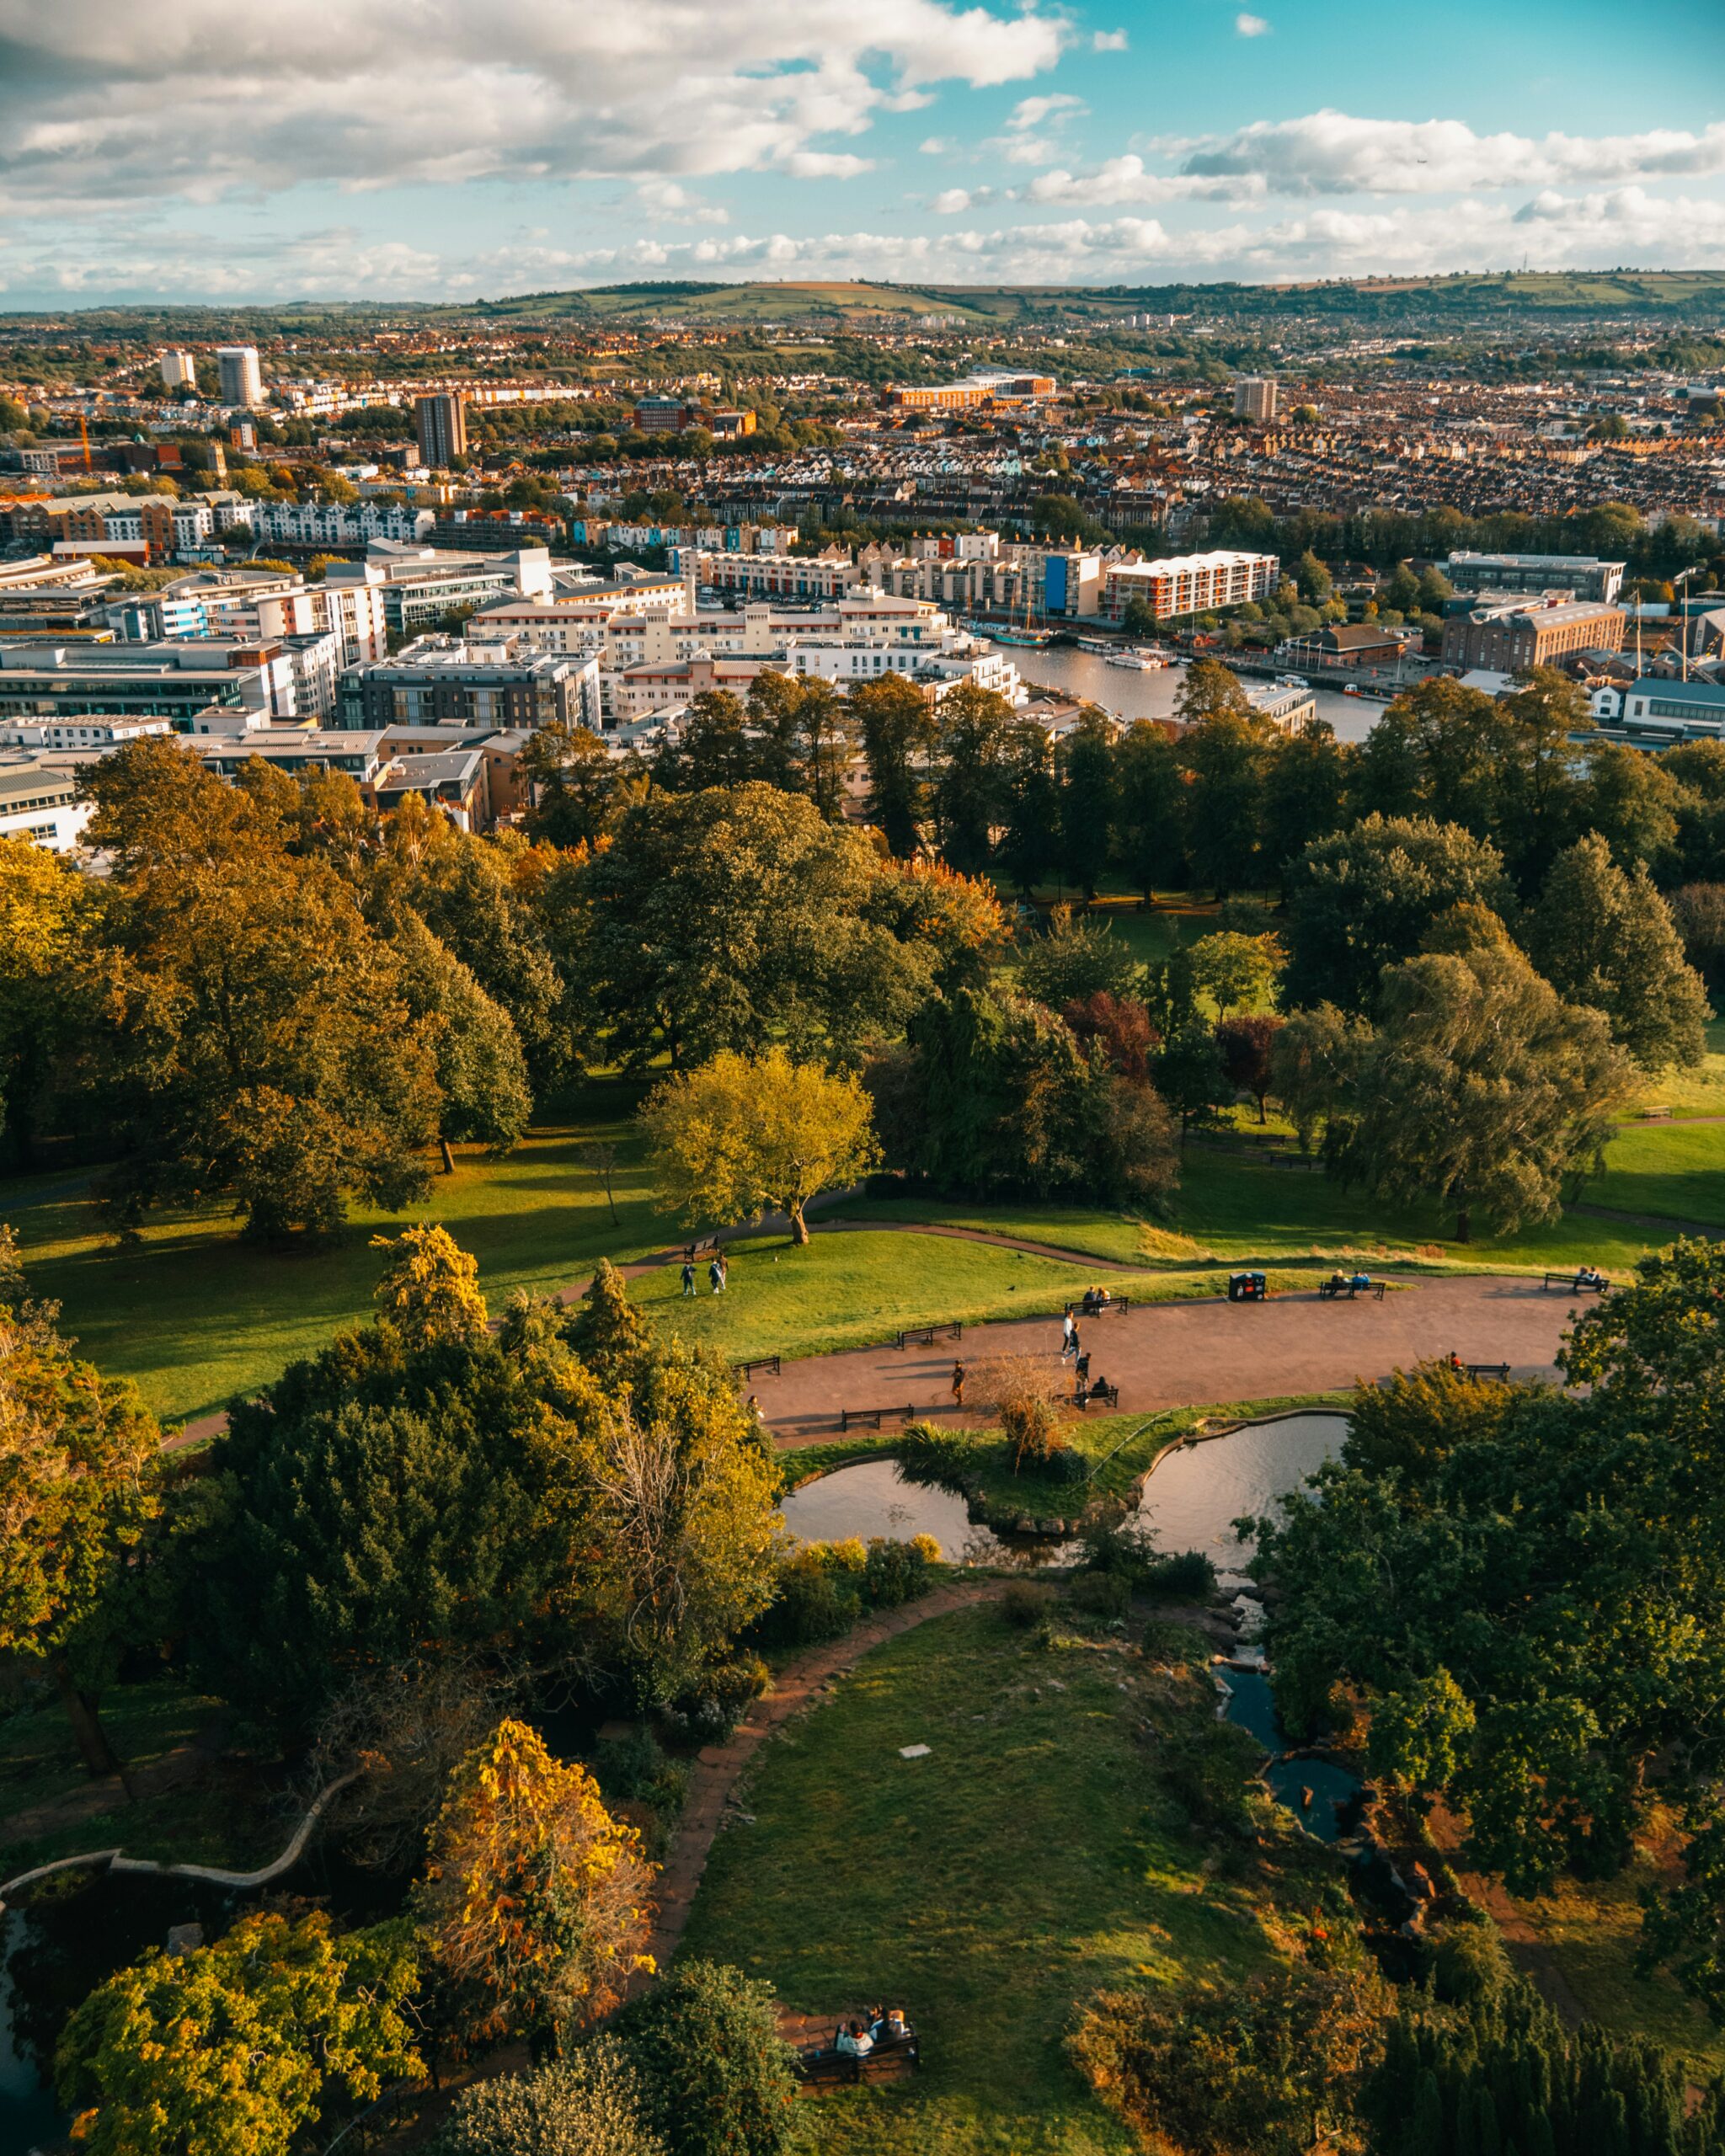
[681,1603,1302,2156]
[1588,1119,1725,1227]
[0,1678,222,1821]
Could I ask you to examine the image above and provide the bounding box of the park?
[9,687,1725,2156]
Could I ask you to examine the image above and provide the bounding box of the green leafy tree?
[996,721,1061,896]
[1353,680,1513,835]
[611,1961,798,2156]
[1173,656,1253,728]
[1260,721,1352,887]
[1017,908,1140,1009]
[393,915,532,1166]
[1331,937,1632,1240]
[57,1911,422,2156]
[852,675,936,858]
[640,1048,879,1246]
[521,722,629,848]
[1179,707,1274,898]
[1156,1019,1236,1145]
[1056,711,1118,899]
[1268,1002,1369,1155]
[1283,815,1512,1013]
[1496,666,1597,889]
[1112,721,1185,899]
[932,681,1017,876]
[1188,930,1282,1017]
[567,1257,651,1385]
[371,1222,491,1351]
[1522,832,1709,1071]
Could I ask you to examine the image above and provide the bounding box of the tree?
[639,1049,879,1246]
[555,785,932,1070]
[0,1261,162,1778]
[521,722,628,848]
[932,681,1017,875]
[1056,712,1119,899]
[1017,908,1140,1009]
[57,1910,422,2156]
[1188,930,1282,1017]
[1668,882,1725,986]
[567,1257,649,1383]
[1522,832,1709,1071]
[611,1961,798,2156]
[996,721,1060,896]
[1064,991,1159,1086]
[1294,549,1332,604]
[1180,707,1275,898]
[1173,655,1252,728]
[0,836,98,1171]
[1269,1003,1370,1155]
[1283,816,1512,1013]
[440,2041,665,2156]
[1332,938,1634,1241]
[1120,595,1160,638]
[1112,721,1184,899]
[1216,1014,1282,1123]
[1260,721,1351,886]
[371,1222,491,1352]
[1156,1020,1235,1145]
[852,675,936,858]
[393,915,532,1168]
[1497,667,1597,889]
[415,1718,656,2042]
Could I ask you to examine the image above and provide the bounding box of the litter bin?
[1228,1271,1267,1304]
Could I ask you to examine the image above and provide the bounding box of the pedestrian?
[681,1260,696,1297]
[1065,1322,1081,1364]
[1061,1311,1076,1356]
[950,1359,965,1409]
[709,1255,724,1294]
[746,1392,765,1428]
[1075,1350,1090,1383]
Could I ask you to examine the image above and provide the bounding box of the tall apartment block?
[415,392,468,467]
[216,346,264,407]
[159,350,197,390]
[1232,376,1278,421]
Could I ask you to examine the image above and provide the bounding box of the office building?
[884,370,1056,414]
[1233,376,1279,422]
[362,542,553,638]
[0,756,91,852]
[159,350,197,391]
[1101,550,1279,623]
[1444,552,1626,605]
[338,636,598,732]
[1441,598,1626,672]
[216,346,264,408]
[415,392,467,467]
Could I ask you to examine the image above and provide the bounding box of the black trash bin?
[1228,1271,1267,1304]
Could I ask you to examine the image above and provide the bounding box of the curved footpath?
[756,1271,1582,1446]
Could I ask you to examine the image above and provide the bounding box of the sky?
[2,0,1724,307]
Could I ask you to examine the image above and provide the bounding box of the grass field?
[681,1600,1321,2155]
[1588,1119,1725,1227]
[0,1677,222,1824]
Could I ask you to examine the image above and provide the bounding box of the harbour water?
[1002,644,1382,742]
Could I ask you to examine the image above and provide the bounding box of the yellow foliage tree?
[371,1223,489,1350]
[415,1718,657,2042]
[638,1048,879,1246]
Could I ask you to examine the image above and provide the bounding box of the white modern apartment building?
[247,502,435,547]
[216,346,264,408]
[0,755,91,851]
[159,350,197,390]
[1101,550,1279,623]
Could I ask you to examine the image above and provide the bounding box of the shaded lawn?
[681,1604,1293,2155]
[1,1087,672,1424]
[0,1677,222,1820]
[1589,1118,1725,1228]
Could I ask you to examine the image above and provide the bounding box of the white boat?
[1106,648,1167,671]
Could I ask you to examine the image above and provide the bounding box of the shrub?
[862,1535,932,1609]
[592,1728,688,1828]
[610,1961,798,2156]
[1160,1721,1263,1838]
[439,2039,664,2156]
[1429,1917,1511,2008]
[750,1556,859,1649]
[1068,1571,1131,1620]
[1140,1550,1216,1600]
[1001,1582,1052,1630]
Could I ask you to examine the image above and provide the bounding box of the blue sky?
[1,0,1722,305]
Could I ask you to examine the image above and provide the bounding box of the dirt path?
[643,1580,1000,1972]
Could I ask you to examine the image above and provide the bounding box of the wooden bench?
[1465,1362,1510,1382]
[681,1235,719,1261]
[1637,1105,1673,1121]
[1541,1272,1605,1294]
[1272,1152,1322,1170]
[839,1404,916,1433]
[895,1321,963,1350]
[1074,1380,1120,1412]
[1065,1294,1133,1318]
[796,2036,921,2093]
[736,1354,782,1380]
[1317,1278,1386,1302]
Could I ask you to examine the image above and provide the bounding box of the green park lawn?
[681,1601,1321,2156]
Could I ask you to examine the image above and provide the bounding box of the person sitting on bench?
[836,2020,873,2058]
[872,2009,910,2047]
[1349,1271,1370,1293]
[1327,1270,1349,1293]
[1089,1373,1109,1403]
[1577,1264,1606,1290]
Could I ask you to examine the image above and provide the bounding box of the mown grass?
[0,1677,222,1822]
[681,1602,1312,2155]
[1588,1118,1725,1228]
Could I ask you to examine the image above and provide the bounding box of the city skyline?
[1,0,1723,307]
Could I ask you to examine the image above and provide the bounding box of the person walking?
[1065,1321,1081,1364]
[681,1260,696,1297]
[950,1360,965,1410]
[709,1254,725,1294]
[1061,1312,1076,1358]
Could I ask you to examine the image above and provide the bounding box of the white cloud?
[1176,109,1725,197]
[0,0,1067,212]
[1007,93,1087,131]
[1025,155,1259,206]
[932,187,976,213]
[631,179,730,226]
[1092,28,1128,50]
[781,151,874,179]
[1235,13,1271,35]
[918,136,952,154]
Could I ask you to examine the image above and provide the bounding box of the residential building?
[1443,552,1626,605]
[374,747,489,830]
[1100,550,1279,623]
[414,392,467,467]
[1243,680,1317,732]
[0,755,90,851]
[430,507,566,553]
[362,542,553,638]
[0,640,287,724]
[1441,598,1626,671]
[1233,376,1279,422]
[159,350,197,390]
[216,346,264,408]
[692,549,866,602]
[338,635,598,732]
[248,501,434,547]
[0,716,173,751]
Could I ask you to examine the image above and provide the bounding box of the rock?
[167,1924,204,1956]
[898,1743,932,1759]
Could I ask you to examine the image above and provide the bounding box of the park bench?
[1271,1152,1321,1170]
[1465,1363,1510,1383]
[1074,1380,1120,1412]
[1542,1272,1605,1294]
[1637,1105,1673,1121]
[681,1235,719,1261]
[1317,1278,1386,1302]
[795,2023,921,2093]
[839,1404,916,1433]
[1065,1294,1134,1318]
[894,1321,963,1350]
[736,1354,782,1380]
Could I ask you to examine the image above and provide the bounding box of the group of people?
[681,1249,729,1295]
[1325,1269,1374,1294]
[1077,1285,1114,1315]
[833,2008,911,2059]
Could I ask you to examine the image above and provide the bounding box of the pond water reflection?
[778,1458,1016,1564]
[1135,1412,1349,1570]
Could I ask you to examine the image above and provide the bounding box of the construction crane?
[77,414,92,472]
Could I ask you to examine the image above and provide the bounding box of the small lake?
[779,1459,1018,1564]
[1135,1412,1348,1570]
[1218,1668,1361,1844]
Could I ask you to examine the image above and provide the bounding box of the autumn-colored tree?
[415,1717,657,2042]
[0,835,98,1170]
[371,1223,490,1351]
[0,1246,161,1777]
[640,1049,879,1246]
[567,1257,649,1385]
[1216,1013,1283,1123]
[57,1909,423,2156]
[1063,991,1159,1086]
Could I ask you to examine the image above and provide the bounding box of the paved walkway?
[643,1580,998,1973]
[756,1273,1583,1446]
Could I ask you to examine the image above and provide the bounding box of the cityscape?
[3,5,1725,2156]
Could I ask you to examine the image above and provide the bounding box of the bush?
[592,1728,688,1828]
[439,2039,663,2156]
[609,1961,798,2156]
[1160,1721,1263,1838]
[660,1657,768,1747]
[1429,1917,1511,2008]
[750,1555,859,1649]
[1140,1550,1217,1600]
[1001,1582,1053,1630]
[862,1535,932,1608]
[1068,1571,1131,1620]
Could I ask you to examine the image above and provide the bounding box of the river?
[999,645,1381,742]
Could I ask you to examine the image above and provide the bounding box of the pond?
[1217,1668,1362,1844]
[1135,1412,1349,1571]
[778,1458,1020,1564]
